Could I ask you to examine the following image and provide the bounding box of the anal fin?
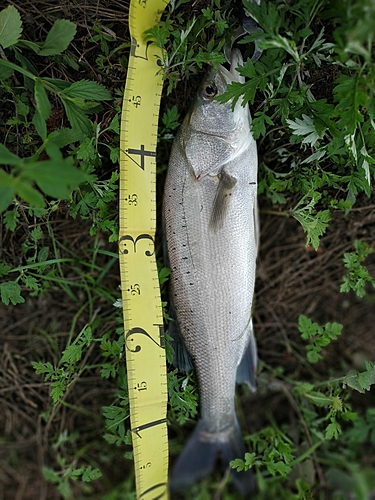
[167,302,194,373]
[236,319,257,392]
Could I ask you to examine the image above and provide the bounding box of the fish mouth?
[218,48,245,84]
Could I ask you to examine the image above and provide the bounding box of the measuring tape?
[119,1,170,498]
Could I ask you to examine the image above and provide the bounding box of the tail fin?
[170,419,256,497]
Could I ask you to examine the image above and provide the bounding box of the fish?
[163,48,259,496]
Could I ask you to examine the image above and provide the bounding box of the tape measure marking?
[119,0,170,498]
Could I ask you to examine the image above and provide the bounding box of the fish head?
[188,48,250,140]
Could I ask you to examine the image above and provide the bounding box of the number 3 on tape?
[119,0,170,499]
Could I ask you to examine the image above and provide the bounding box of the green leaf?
[3,209,19,231]
[76,137,96,162]
[0,144,21,166]
[325,322,343,340]
[57,479,71,498]
[298,315,343,363]
[357,362,375,392]
[32,109,47,140]
[21,156,87,199]
[266,460,292,477]
[0,5,22,49]
[31,225,43,243]
[42,466,60,483]
[108,145,119,163]
[17,39,41,54]
[61,343,83,365]
[340,240,375,297]
[102,405,129,433]
[334,74,367,134]
[0,170,16,212]
[23,275,40,291]
[298,315,320,339]
[293,209,331,250]
[107,113,119,134]
[38,246,49,263]
[61,98,93,137]
[51,379,66,403]
[304,391,333,407]
[15,97,29,118]
[230,457,250,472]
[0,58,36,81]
[343,363,375,394]
[286,114,321,146]
[32,360,55,377]
[306,349,322,363]
[14,178,45,207]
[82,466,102,482]
[61,96,99,111]
[0,62,14,80]
[158,266,171,285]
[0,281,25,305]
[0,263,12,277]
[100,362,117,379]
[48,128,81,148]
[34,79,51,120]
[39,19,77,56]
[251,111,274,140]
[162,105,180,132]
[261,35,300,62]
[344,370,366,393]
[325,420,342,440]
[217,58,269,107]
[61,80,112,101]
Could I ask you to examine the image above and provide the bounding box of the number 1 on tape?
[119,1,170,498]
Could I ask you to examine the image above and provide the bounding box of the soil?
[1,1,375,500]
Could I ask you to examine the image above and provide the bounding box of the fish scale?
[164,48,258,496]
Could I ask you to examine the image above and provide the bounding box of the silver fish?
[164,48,258,496]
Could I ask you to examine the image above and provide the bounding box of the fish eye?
[202,83,218,99]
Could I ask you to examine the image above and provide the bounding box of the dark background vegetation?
[1,0,374,499]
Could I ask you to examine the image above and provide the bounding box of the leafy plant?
[41,428,102,499]
[340,240,375,297]
[214,0,375,249]
[32,325,95,403]
[0,4,126,499]
[168,369,198,425]
[231,426,295,477]
[143,0,231,93]
[43,462,102,500]
[0,4,113,212]
[298,315,343,363]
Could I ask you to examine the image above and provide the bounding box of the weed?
[341,240,375,297]
[214,0,375,250]
[0,4,123,496]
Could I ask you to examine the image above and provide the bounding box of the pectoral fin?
[209,171,237,231]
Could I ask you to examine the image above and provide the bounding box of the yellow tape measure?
[119,1,169,498]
